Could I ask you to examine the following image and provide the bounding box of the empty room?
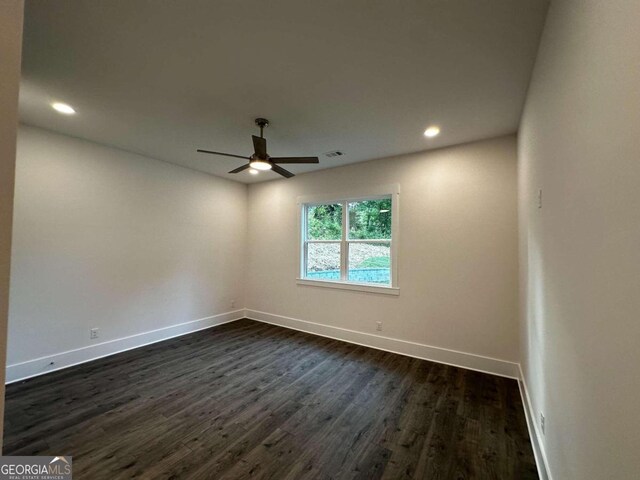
[0,0,638,479]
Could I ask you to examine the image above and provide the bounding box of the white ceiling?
[19,0,548,183]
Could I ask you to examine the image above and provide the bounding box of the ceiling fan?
[197,118,319,178]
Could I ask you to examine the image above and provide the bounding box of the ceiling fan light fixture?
[197,118,319,178]
[250,159,272,171]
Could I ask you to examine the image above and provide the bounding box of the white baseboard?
[518,365,553,480]
[5,309,245,384]
[244,309,520,379]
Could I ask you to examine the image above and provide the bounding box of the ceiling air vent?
[324,151,344,158]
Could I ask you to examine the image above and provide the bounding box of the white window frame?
[296,184,399,296]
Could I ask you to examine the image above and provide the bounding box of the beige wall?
[518,0,640,478]
[247,135,519,363]
[0,0,24,450]
[7,126,247,376]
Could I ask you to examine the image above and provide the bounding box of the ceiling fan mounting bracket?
[254,118,269,137]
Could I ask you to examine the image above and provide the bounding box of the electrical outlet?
[537,189,543,209]
[231,300,236,309]
[90,328,99,339]
[540,412,545,435]
[376,321,382,332]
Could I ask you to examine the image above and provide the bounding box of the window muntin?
[302,196,393,286]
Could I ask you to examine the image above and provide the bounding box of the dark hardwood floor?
[4,319,538,479]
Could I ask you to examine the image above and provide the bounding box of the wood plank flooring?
[4,319,538,479]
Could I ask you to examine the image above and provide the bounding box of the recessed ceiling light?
[52,102,76,115]
[249,168,259,175]
[423,126,440,138]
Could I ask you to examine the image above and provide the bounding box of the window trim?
[296,184,400,295]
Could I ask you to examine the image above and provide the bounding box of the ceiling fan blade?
[270,157,319,164]
[228,163,251,174]
[252,135,267,158]
[197,149,250,160]
[270,163,295,178]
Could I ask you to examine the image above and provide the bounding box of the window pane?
[348,242,391,284]
[307,204,343,240]
[305,243,341,281]
[348,198,391,240]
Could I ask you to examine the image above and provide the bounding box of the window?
[298,186,399,295]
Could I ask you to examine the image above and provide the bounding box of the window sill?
[296,278,400,296]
